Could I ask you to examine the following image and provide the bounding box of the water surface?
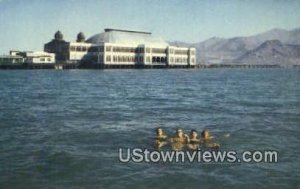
[0,69,299,188]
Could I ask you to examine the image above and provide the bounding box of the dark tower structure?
[76,32,85,42]
[44,31,69,62]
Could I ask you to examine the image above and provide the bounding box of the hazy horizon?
[0,0,300,54]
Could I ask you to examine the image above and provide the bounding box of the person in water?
[200,129,220,149]
[187,129,201,150]
[154,127,168,149]
[170,128,189,151]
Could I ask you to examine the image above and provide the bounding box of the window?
[97,55,103,63]
[82,47,87,51]
[139,56,143,62]
[88,47,97,52]
[146,48,150,53]
[136,48,144,53]
[152,48,166,54]
[106,56,111,62]
[47,58,51,61]
[99,46,104,52]
[40,58,45,62]
[113,56,117,62]
[106,46,111,52]
[175,49,188,55]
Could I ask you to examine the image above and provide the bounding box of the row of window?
[105,55,168,63]
[68,45,195,58]
[68,45,195,56]
[88,46,104,53]
[169,57,189,63]
[152,56,167,63]
[174,49,189,55]
[70,46,91,52]
[96,55,193,64]
[110,47,145,53]
[106,55,144,63]
[40,58,52,62]
[152,48,166,54]
[0,58,23,63]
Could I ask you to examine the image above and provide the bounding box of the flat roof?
[0,55,23,58]
[104,28,151,35]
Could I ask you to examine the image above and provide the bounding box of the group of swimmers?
[155,128,220,151]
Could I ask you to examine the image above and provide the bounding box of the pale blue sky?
[0,0,299,54]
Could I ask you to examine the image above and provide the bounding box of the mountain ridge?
[169,27,300,64]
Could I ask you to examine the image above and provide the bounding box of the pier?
[194,64,282,69]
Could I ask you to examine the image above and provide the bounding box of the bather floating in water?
[186,129,201,150]
[154,128,221,151]
[170,128,189,151]
[154,127,168,149]
[200,129,220,149]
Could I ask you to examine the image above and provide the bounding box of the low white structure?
[0,55,24,64]
[22,51,55,64]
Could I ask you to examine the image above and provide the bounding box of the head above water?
[190,129,198,138]
[176,128,184,138]
[156,127,164,136]
[201,129,210,139]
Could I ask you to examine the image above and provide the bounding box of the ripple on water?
[0,69,299,188]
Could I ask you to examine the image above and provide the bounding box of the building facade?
[44,31,70,62]
[22,51,55,64]
[0,51,55,65]
[0,55,24,65]
[44,29,196,67]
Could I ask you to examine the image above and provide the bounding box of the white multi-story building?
[45,29,196,67]
[85,29,196,67]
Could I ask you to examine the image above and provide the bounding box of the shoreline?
[0,63,299,70]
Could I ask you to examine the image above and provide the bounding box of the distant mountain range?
[170,27,300,64]
[235,40,300,65]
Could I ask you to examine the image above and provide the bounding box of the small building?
[0,54,24,65]
[22,51,55,64]
[0,50,55,65]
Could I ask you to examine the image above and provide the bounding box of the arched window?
[152,57,156,62]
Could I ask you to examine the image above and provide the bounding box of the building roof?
[86,29,169,47]
[0,54,23,58]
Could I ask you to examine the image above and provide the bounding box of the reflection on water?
[0,69,299,188]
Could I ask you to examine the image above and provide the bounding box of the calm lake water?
[0,69,299,189]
